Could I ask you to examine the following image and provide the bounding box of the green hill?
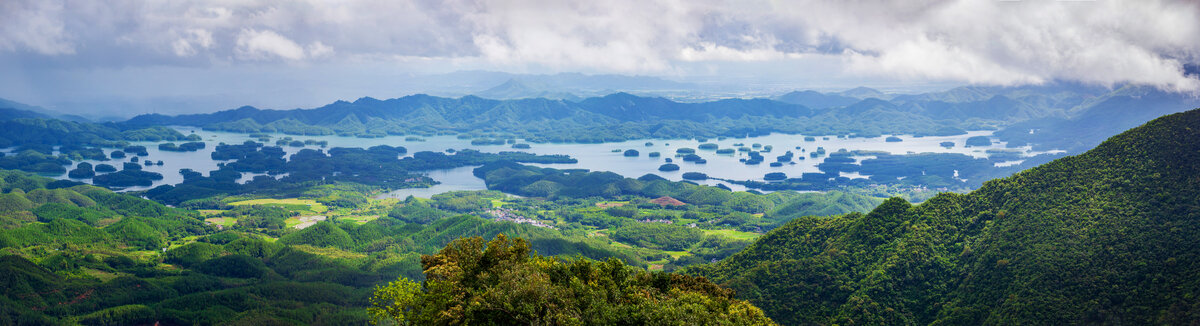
[687,108,1200,325]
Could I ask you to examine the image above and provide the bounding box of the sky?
[2,0,1199,117]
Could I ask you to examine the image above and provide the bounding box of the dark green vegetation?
[0,155,884,324]
[1,169,730,324]
[124,83,1200,146]
[124,92,984,143]
[0,110,201,182]
[2,89,1195,324]
[0,116,188,148]
[144,141,575,205]
[965,135,992,147]
[157,141,206,152]
[92,169,164,188]
[687,109,1200,324]
[728,149,1063,192]
[368,234,776,325]
[475,162,881,231]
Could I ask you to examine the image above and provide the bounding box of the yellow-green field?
[663,250,692,259]
[228,198,328,213]
[339,215,380,224]
[291,244,366,260]
[702,229,762,241]
[204,217,237,227]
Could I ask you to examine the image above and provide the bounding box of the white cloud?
[172,29,214,57]
[0,1,74,55]
[307,41,334,59]
[235,29,306,61]
[775,0,1200,91]
[1,0,1198,91]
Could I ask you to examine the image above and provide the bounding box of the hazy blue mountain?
[995,85,1200,152]
[0,108,52,120]
[775,90,861,109]
[0,98,89,122]
[473,79,584,101]
[838,86,889,100]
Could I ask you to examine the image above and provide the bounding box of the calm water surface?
[32,127,1055,196]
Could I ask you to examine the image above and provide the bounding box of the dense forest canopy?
[687,108,1200,324]
[0,86,1197,325]
[368,234,776,325]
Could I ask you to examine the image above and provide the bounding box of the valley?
[0,87,1196,325]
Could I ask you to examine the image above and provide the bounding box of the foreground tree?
[369,234,775,325]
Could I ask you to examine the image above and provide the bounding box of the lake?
[32,127,1053,196]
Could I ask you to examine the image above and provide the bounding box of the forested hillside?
[0,160,879,324]
[120,84,1199,153]
[122,92,970,142]
[688,108,1200,324]
[368,234,776,325]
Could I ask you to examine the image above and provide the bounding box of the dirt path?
[293,215,327,229]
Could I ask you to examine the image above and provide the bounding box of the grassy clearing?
[204,217,237,227]
[339,215,379,224]
[702,229,762,241]
[228,198,328,213]
[292,244,366,260]
[663,250,692,259]
[284,217,304,228]
[594,201,627,208]
[81,268,120,282]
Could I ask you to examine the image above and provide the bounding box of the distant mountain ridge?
[469,72,695,100]
[121,83,1198,148]
[0,98,90,122]
[118,89,1033,143]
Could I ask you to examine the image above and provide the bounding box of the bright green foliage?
[32,203,109,225]
[164,242,223,267]
[611,223,704,251]
[77,304,155,326]
[369,234,777,325]
[387,197,448,224]
[26,188,96,207]
[195,254,266,278]
[105,217,166,250]
[0,191,34,212]
[279,221,355,249]
[689,235,753,262]
[227,205,295,230]
[430,190,502,212]
[223,237,284,259]
[368,277,421,325]
[688,109,1200,325]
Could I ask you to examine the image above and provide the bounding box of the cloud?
[307,41,334,59]
[1,0,1198,91]
[235,29,306,61]
[172,29,214,57]
[0,1,73,55]
[805,0,1200,91]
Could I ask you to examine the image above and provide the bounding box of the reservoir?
[33,127,1053,196]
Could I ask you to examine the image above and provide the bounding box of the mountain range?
[115,83,1198,152]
